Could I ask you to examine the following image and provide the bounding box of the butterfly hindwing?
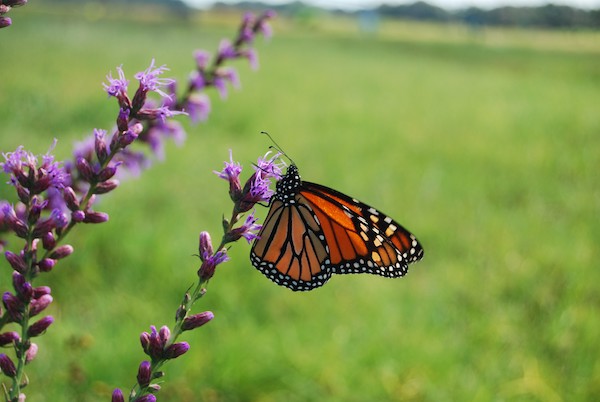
[250,197,333,291]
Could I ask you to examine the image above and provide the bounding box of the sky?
[183,0,600,10]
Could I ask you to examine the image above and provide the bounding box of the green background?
[1,4,599,401]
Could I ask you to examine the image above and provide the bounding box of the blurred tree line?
[47,0,600,29]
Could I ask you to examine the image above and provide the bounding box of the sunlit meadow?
[1,3,599,401]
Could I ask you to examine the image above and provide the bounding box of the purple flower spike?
[137,395,157,402]
[111,389,125,402]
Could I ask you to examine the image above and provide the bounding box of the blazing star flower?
[185,93,211,123]
[254,151,284,180]
[1,142,69,193]
[134,59,175,99]
[217,39,238,61]
[226,211,262,244]
[215,149,243,201]
[103,65,129,98]
[194,50,211,70]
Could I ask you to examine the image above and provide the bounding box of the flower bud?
[164,342,189,359]
[0,354,16,377]
[198,231,213,261]
[94,179,119,194]
[25,343,38,364]
[5,251,26,273]
[158,326,170,344]
[30,294,53,317]
[71,210,85,222]
[38,258,56,272]
[94,129,108,164]
[16,184,30,204]
[2,205,28,238]
[0,332,19,347]
[137,395,157,402]
[116,108,130,133]
[111,389,125,402]
[182,311,214,331]
[2,292,23,321]
[83,211,109,224]
[13,272,32,302]
[49,245,73,260]
[137,360,152,387]
[62,187,80,211]
[76,156,94,182]
[27,315,54,337]
[97,164,119,182]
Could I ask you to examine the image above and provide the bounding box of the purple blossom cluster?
[114,148,283,401]
[0,10,275,401]
[0,0,27,29]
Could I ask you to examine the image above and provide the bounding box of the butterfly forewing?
[301,181,423,277]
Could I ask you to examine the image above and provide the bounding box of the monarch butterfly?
[250,163,424,291]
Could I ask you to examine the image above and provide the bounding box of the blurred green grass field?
[1,4,600,401]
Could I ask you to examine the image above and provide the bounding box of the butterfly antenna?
[261,131,295,165]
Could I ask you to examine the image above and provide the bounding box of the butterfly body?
[250,164,424,291]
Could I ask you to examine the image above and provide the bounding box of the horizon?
[183,0,600,10]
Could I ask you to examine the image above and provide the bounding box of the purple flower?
[185,93,211,123]
[1,142,69,192]
[254,151,283,180]
[217,39,237,61]
[194,50,211,70]
[226,211,262,244]
[215,149,243,201]
[103,65,129,98]
[137,395,157,402]
[134,59,175,99]
[255,11,276,39]
[198,248,229,281]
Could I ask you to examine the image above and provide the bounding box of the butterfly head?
[273,164,302,204]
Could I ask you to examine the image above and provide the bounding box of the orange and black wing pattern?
[250,164,424,291]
